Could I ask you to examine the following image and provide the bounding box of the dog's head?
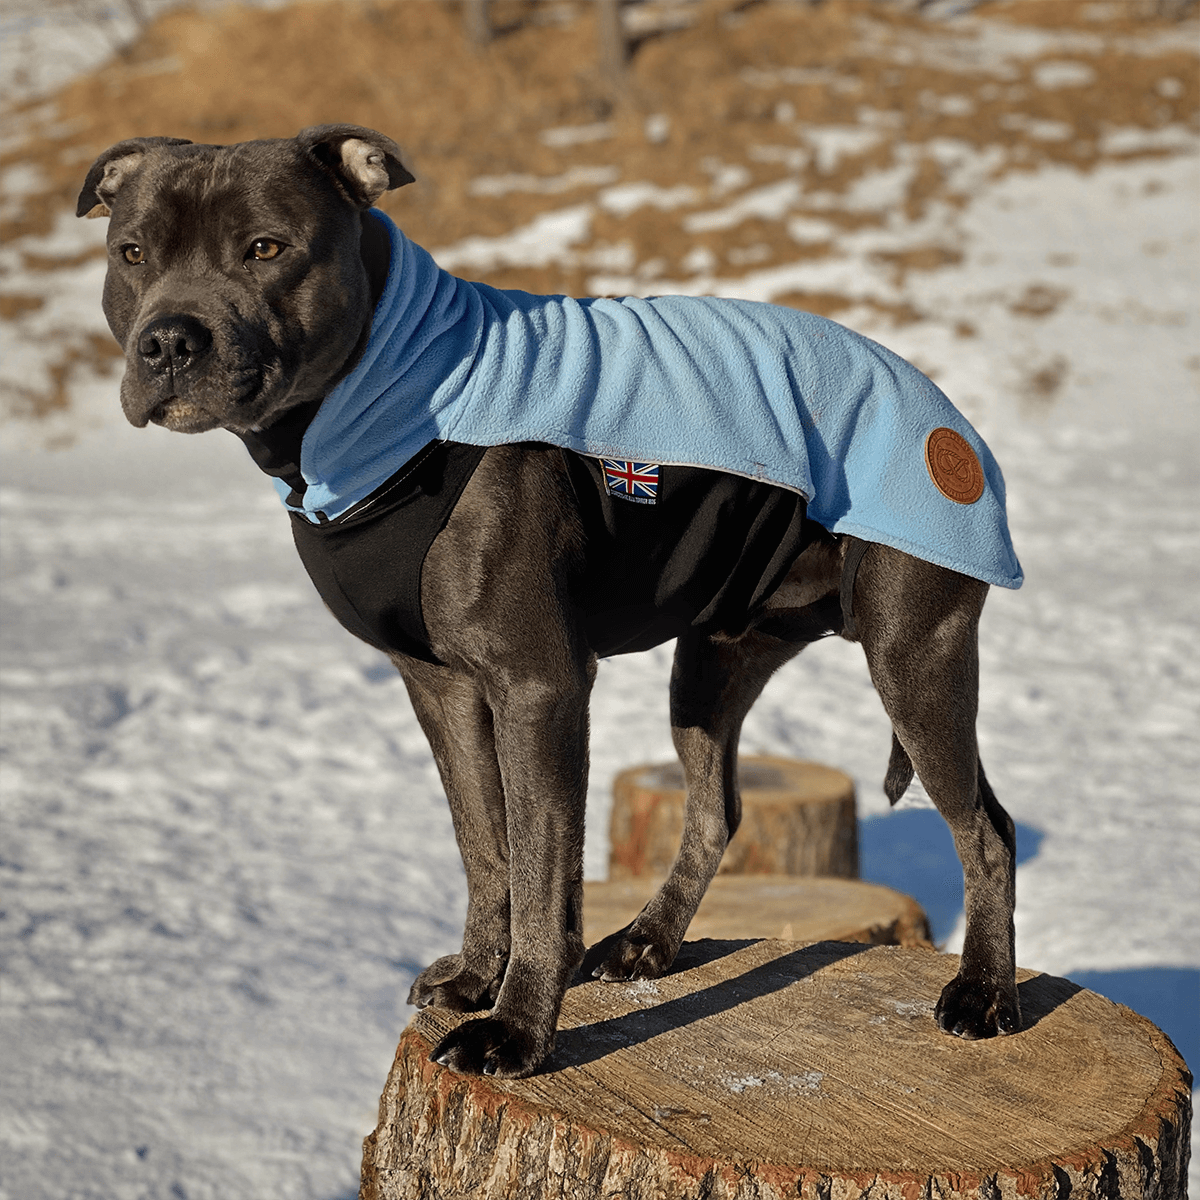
[78,125,413,433]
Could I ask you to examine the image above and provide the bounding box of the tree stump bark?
[361,941,1192,1200]
[584,875,931,949]
[609,756,858,879]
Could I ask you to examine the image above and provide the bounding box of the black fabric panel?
[563,452,820,657]
[289,441,487,664]
[235,399,324,507]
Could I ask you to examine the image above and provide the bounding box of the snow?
[431,203,593,272]
[719,1069,824,1096]
[2,25,1198,1200]
[682,178,804,232]
[598,180,699,217]
[467,165,620,198]
[538,122,616,149]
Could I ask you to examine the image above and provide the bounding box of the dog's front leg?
[398,657,513,1014]
[428,665,592,1078]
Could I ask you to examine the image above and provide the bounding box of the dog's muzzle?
[124,312,257,431]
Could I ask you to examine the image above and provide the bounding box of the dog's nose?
[136,314,213,374]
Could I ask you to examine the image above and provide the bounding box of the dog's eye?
[122,244,145,265]
[250,239,283,262]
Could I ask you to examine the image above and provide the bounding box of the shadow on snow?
[859,807,1196,1074]
[859,806,1043,944]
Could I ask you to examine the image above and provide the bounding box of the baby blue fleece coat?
[277,211,1022,589]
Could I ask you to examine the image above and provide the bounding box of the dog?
[78,124,1023,1079]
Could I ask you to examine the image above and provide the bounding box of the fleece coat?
[268,210,1022,590]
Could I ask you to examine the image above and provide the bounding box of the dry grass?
[5,1,1197,242]
[1,0,1196,413]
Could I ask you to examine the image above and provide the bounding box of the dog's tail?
[883,732,914,806]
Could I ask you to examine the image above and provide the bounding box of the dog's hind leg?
[855,546,1020,1039]
[398,658,513,1014]
[586,628,803,982]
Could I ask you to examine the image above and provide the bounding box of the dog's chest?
[286,441,484,662]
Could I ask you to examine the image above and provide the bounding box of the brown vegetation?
[1,0,1196,413]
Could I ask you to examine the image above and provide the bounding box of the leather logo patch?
[925,427,984,504]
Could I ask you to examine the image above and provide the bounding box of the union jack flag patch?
[601,459,660,504]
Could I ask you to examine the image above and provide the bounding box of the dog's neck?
[235,210,393,494]
[361,209,392,309]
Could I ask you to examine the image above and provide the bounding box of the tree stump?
[361,941,1192,1200]
[609,756,858,879]
[584,875,932,949]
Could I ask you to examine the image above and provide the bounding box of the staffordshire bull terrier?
[78,124,1023,1078]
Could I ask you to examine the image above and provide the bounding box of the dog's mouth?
[132,368,267,433]
[148,395,223,433]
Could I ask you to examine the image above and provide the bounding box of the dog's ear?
[75,136,192,218]
[76,137,193,218]
[297,124,415,208]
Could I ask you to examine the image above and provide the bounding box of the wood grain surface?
[584,875,932,948]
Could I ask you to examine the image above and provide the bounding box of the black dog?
[78,124,1022,1078]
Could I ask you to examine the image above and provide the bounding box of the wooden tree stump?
[361,941,1192,1200]
[584,875,932,949]
[609,756,858,879]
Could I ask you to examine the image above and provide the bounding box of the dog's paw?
[935,971,1021,1039]
[429,1016,550,1078]
[582,925,677,983]
[408,953,505,1013]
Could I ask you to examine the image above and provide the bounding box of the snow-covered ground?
[2,14,1198,1200]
